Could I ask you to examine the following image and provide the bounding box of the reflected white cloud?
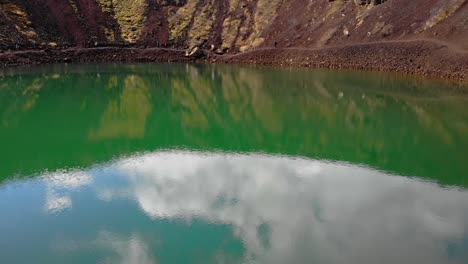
[112,151,468,264]
[45,191,72,213]
[51,231,155,264]
[45,151,468,264]
[45,170,93,189]
[97,187,133,202]
[43,170,92,213]
[97,231,155,264]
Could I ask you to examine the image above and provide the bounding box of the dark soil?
[0,47,189,66]
[0,39,466,82]
[217,40,468,81]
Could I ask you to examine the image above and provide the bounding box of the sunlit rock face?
[1,0,466,51]
[46,151,468,264]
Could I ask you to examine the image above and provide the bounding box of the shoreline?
[0,40,467,82]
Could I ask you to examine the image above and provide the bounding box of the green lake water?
[0,63,467,264]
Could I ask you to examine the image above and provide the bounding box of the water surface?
[0,64,467,264]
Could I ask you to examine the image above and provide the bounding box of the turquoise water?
[0,64,467,264]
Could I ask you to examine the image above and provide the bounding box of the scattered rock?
[354,0,387,5]
[185,46,205,59]
[214,47,227,55]
[343,27,350,37]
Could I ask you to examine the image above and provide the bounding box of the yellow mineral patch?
[168,0,200,41]
[167,0,282,50]
[355,3,373,28]
[101,26,115,42]
[235,10,253,51]
[3,3,38,40]
[96,0,148,43]
[3,4,27,17]
[221,17,241,49]
[220,0,243,50]
[250,0,282,47]
[188,0,215,48]
[95,0,112,13]
[69,0,79,14]
[237,0,283,51]
[423,0,465,31]
[228,0,241,12]
[325,0,345,19]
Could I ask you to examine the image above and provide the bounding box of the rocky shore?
[0,40,466,82]
[218,40,468,82]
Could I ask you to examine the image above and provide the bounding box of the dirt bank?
[0,47,189,66]
[217,40,468,81]
[0,40,467,82]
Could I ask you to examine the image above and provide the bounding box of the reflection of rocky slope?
[0,0,467,51]
[89,75,152,140]
[171,66,468,184]
[0,64,467,186]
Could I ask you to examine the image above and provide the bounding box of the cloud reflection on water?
[96,231,156,264]
[46,151,468,264]
[44,170,93,213]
